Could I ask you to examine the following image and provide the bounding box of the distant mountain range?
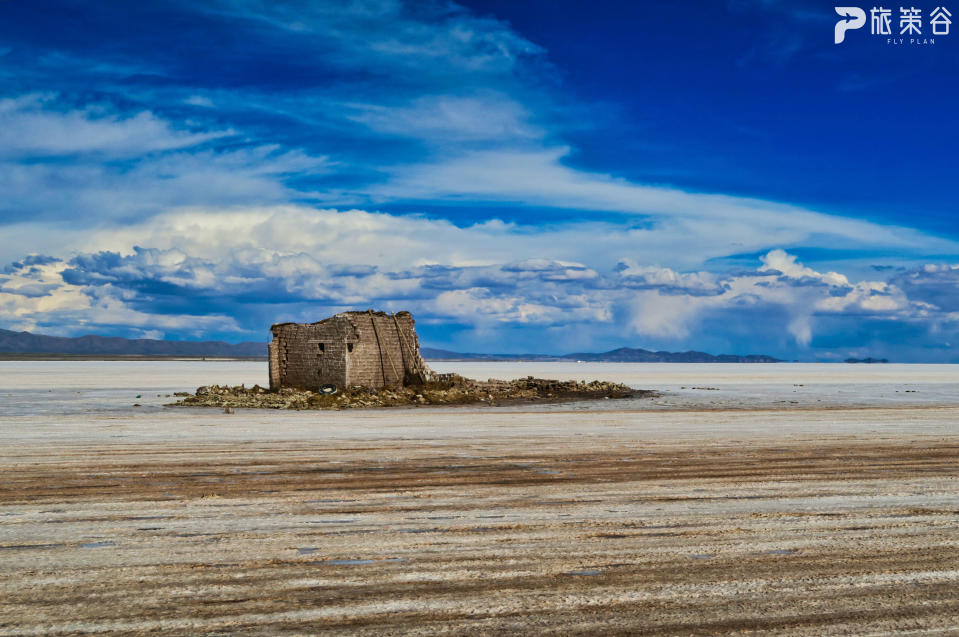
[0,328,266,358]
[0,328,782,362]
[421,346,781,363]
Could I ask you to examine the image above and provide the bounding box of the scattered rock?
[170,375,650,411]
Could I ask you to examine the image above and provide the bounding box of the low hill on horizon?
[421,346,781,363]
[565,347,781,363]
[0,328,267,358]
[0,328,782,362]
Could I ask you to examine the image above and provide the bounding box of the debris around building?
[177,309,648,410]
[171,375,645,410]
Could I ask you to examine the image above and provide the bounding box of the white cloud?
[371,148,956,269]
[893,264,959,312]
[206,0,545,77]
[0,257,239,337]
[619,253,929,347]
[628,290,707,340]
[615,260,723,295]
[0,97,330,225]
[0,94,231,158]
[184,96,215,108]
[760,248,849,286]
[344,92,543,143]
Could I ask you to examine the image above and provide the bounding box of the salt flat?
[1,362,958,635]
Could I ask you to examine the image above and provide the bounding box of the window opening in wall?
[347,343,354,353]
[318,343,325,353]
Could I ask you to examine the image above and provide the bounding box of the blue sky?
[0,0,957,361]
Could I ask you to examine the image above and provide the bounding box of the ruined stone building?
[268,310,432,391]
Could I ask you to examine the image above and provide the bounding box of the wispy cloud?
[344,92,544,144]
[197,0,546,78]
[0,94,231,158]
[0,95,330,225]
[373,147,957,267]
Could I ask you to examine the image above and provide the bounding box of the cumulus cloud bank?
[1,207,956,360]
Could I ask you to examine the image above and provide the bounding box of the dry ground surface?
[1,405,958,635]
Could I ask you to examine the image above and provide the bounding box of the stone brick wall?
[268,310,430,391]
[268,340,280,389]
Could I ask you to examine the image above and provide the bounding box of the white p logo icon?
[835,7,866,43]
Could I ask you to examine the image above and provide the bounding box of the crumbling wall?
[346,311,424,388]
[269,316,357,390]
[268,310,430,391]
[268,340,280,390]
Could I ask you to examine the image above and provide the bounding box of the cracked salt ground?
[2,360,959,635]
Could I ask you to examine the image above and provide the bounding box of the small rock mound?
[171,375,645,410]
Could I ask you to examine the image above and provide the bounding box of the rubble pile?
[171,375,642,410]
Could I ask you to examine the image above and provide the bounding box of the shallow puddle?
[316,557,405,566]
